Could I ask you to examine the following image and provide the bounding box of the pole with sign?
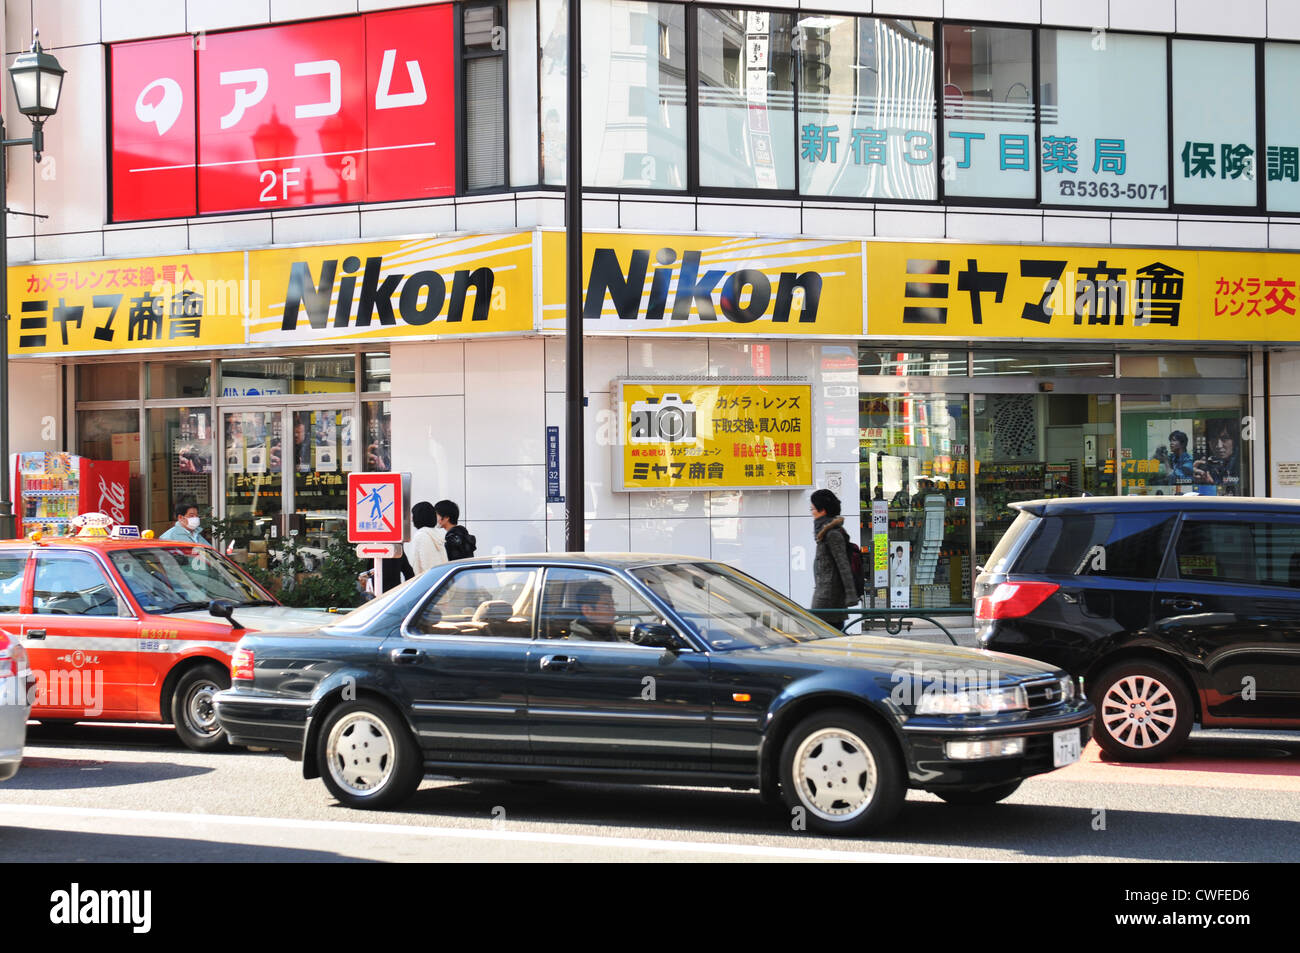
[346,472,410,598]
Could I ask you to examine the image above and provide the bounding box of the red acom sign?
[347,471,408,547]
[110,4,454,221]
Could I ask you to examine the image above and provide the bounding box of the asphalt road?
[1,721,1297,863]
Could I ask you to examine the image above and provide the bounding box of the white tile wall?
[1043,214,1111,245]
[186,0,271,33]
[455,197,517,231]
[542,390,630,522]
[627,338,709,377]
[1177,0,1266,37]
[945,211,1043,243]
[1042,0,1108,28]
[1109,0,1175,33]
[391,394,466,510]
[876,209,945,239]
[6,0,31,54]
[1269,394,1300,499]
[188,216,274,252]
[619,198,695,232]
[101,0,184,43]
[802,205,873,239]
[872,0,942,18]
[697,201,801,235]
[1269,0,1300,39]
[34,231,104,260]
[543,335,629,394]
[390,340,465,397]
[514,195,565,229]
[1112,216,1178,247]
[272,0,356,21]
[5,235,35,263]
[1270,350,1300,396]
[34,45,107,236]
[361,201,456,240]
[1177,219,1269,248]
[7,361,61,450]
[546,518,631,554]
[41,0,102,48]
[787,515,816,607]
[271,210,362,245]
[104,225,189,257]
[707,339,789,377]
[464,338,545,466]
[944,0,1039,24]
[712,516,791,593]
[629,515,711,557]
[1268,223,1300,250]
[629,491,708,520]
[466,465,548,521]
[582,199,620,229]
[472,519,547,555]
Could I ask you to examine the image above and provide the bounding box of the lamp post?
[0,32,66,539]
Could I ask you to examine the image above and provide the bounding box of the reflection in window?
[414,568,537,638]
[1119,393,1248,496]
[942,25,1034,199]
[972,352,1115,376]
[697,8,796,190]
[581,0,687,189]
[798,15,936,199]
[859,350,965,376]
[1039,30,1168,208]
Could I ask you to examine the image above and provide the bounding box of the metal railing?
[806,607,973,646]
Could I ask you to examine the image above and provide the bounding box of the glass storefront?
[859,347,1251,609]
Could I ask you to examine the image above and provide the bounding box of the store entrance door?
[973,393,1116,569]
[221,405,356,570]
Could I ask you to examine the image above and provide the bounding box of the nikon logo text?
[281,255,495,330]
[584,247,823,324]
[50,883,151,934]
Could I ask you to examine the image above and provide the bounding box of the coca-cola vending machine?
[10,452,131,537]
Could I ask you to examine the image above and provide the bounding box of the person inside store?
[566,580,620,642]
[160,499,210,545]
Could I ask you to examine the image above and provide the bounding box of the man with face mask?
[160,500,210,545]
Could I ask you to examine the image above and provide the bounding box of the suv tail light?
[975,581,1060,621]
[231,647,255,682]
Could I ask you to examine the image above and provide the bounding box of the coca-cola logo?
[98,477,127,523]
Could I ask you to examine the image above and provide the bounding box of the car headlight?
[1059,676,1076,702]
[915,684,1028,715]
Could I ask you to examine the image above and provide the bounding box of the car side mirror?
[210,598,244,630]
[630,622,680,651]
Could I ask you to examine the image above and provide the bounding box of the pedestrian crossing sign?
[347,472,410,543]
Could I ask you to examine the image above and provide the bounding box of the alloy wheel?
[1100,674,1178,749]
[791,727,877,821]
[326,711,396,797]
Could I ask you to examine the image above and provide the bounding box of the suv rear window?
[1015,512,1175,579]
[986,511,1039,574]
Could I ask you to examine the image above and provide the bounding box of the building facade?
[5,0,1300,609]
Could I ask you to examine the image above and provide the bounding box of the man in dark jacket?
[810,488,858,630]
[434,499,477,560]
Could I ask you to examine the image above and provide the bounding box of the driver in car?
[568,581,620,642]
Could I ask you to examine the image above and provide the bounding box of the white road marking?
[0,803,975,862]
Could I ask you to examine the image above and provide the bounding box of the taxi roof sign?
[111,525,141,539]
[346,473,410,544]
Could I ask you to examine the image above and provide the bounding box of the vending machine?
[10,452,131,537]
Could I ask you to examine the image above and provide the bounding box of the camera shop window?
[148,408,215,538]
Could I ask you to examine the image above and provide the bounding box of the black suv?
[977,496,1300,761]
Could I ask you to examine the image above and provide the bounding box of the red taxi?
[2,527,331,750]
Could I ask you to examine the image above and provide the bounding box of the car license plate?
[1053,727,1082,767]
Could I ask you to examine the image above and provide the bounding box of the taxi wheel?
[1089,660,1193,762]
[171,663,231,752]
[317,700,422,810]
[778,709,904,836]
[934,780,1022,805]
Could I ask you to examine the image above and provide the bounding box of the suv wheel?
[171,663,230,752]
[778,709,904,836]
[1090,660,1193,762]
[317,700,422,809]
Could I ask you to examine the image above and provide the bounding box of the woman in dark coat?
[810,488,858,630]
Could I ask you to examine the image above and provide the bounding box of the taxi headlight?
[915,684,1028,715]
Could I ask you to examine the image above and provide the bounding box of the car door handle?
[25,629,45,640]
[390,647,423,665]
[539,654,577,672]
[1161,598,1202,611]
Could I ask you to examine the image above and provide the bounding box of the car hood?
[728,634,1064,680]
[156,605,337,632]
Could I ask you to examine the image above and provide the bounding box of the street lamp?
[0,32,66,539]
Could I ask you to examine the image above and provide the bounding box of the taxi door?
[23,550,139,718]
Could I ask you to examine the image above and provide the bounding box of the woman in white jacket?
[409,501,447,575]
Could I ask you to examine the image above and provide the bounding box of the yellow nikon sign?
[614,379,814,492]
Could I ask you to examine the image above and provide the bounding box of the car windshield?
[631,562,841,650]
[323,575,424,630]
[109,546,269,614]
